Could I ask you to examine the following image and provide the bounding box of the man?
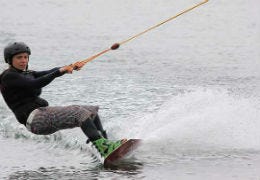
[0,42,124,159]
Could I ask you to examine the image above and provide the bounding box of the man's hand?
[59,61,85,74]
[71,61,85,71]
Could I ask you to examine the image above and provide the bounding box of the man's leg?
[93,115,107,139]
[81,119,102,141]
[81,106,108,138]
[27,105,123,158]
[27,105,101,141]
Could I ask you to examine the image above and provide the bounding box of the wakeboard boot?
[92,138,126,158]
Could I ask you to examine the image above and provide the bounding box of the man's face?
[12,52,29,71]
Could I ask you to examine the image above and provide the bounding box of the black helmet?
[4,42,31,64]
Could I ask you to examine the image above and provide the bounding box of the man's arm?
[2,69,63,89]
[33,67,61,77]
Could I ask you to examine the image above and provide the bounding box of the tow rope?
[75,0,209,67]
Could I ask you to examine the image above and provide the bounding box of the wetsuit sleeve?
[33,67,61,77]
[2,69,63,89]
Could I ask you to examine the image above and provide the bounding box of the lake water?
[0,0,260,179]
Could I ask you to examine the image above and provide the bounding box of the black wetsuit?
[0,67,63,125]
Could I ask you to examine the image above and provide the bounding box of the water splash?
[117,88,260,155]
